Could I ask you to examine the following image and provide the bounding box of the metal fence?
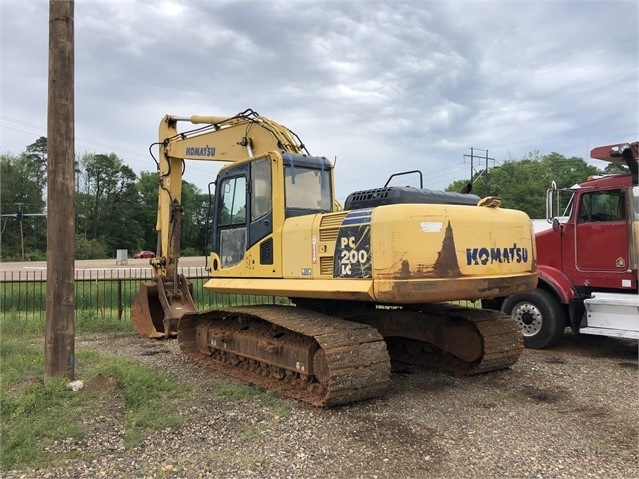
[0,267,281,323]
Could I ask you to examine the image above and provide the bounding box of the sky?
[1,0,637,202]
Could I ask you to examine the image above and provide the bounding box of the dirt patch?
[549,334,638,359]
[82,373,120,393]
[618,361,638,369]
[544,356,567,364]
[520,384,567,404]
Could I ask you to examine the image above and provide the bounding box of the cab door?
[213,156,276,273]
[215,172,248,268]
[575,188,628,275]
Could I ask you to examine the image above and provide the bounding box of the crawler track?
[350,304,524,375]
[178,305,391,407]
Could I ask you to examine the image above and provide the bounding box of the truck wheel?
[501,289,565,349]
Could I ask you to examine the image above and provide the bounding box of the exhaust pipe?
[591,142,638,186]
[618,142,638,186]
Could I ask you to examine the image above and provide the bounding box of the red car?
[133,250,155,259]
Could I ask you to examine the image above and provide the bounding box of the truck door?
[575,188,628,273]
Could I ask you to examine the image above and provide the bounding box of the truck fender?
[536,265,578,305]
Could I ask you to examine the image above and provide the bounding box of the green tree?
[77,152,144,256]
[0,152,47,260]
[2,139,213,260]
[137,171,211,256]
[25,136,48,195]
[446,151,599,218]
[180,182,210,255]
[602,162,628,175]
[75,235,107,260]
[136,171,161,251]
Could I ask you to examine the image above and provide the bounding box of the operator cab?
[212,153,333,268]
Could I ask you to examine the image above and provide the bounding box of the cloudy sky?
[1,0,637,201]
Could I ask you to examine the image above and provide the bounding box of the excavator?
[131,109,537,407]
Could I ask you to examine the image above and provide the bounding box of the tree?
[446,151,599,219]
[77,152,144,256]
[603,162,629,175]
[136,171,161,251]
[0,153,47,260]
[3,141,213,260]
[137,170,211,255]
[180,181,210,255]
[25,136,48,195]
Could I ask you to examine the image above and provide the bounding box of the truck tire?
[501,289,565,349]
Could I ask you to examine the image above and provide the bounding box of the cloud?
[1,0,637,200]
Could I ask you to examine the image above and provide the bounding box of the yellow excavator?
[132,109,537,406]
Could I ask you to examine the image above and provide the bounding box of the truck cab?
[484,142,639,348]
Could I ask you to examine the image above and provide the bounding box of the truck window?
[578,190,625,223]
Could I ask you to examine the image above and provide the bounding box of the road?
[0,256,208,281]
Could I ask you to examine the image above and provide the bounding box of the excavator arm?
[152,109,309,279]
[133,109,310,337]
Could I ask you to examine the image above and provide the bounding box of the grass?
[0,327,189,471]
[0,303,294,473]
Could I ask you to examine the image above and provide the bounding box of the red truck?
[483,142,639,348]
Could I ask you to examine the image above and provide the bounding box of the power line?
[2,115,149,161]
[464,148,495,191]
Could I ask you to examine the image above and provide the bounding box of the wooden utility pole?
[18,208,25,261]
[464,147,495,193]
[45,0,75,380]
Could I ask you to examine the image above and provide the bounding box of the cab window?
[218,176,246,226]
[284,166,332,213]
[578,189,625,223]
[217,176,247,267]
[251,157,272,221]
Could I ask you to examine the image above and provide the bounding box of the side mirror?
[552,217,561,232]
[546,181,559,222]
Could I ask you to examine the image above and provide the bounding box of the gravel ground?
[6,332,638,479]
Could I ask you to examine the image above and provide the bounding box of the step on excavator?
[132,109,537,406]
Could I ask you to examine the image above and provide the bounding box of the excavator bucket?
[131,274,196,339]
